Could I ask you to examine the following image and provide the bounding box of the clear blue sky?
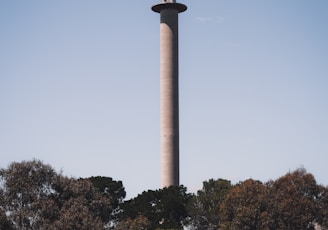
[1,1,327,198]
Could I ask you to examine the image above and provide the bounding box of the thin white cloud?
[195,16,212,23]
[195,16,224,24]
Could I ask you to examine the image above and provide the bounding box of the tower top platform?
[151,2,187,13]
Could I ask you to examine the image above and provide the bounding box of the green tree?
[0,159,58,229]
[51,196,104,230]
[268,168,323,229]
[88,176,126,217]
[50,176,112,229]
[115,215,151,230]
[0,159,123,229]
[0,209,14,230]
[319,186,328,229]
[187,178,232,229]
[120,186,191,229]
[220,179,271,230]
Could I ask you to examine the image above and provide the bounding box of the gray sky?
[1,0,327,198]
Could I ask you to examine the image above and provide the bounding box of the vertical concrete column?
[160,8,179,187]
[152,2,187,188]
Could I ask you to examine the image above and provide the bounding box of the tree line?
[1,159,327,229]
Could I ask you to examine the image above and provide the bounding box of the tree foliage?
[120,185,191,229]
[190,168,327,230]
[0,209,14,230]
[0,159,125,229]
[187,168,328,230]
[187,178,232,229]
[319,185,328,229]
[220,179,271,230]
[1,160,328,230]
[268,168,323,229]
[115,215,151,230]
[88,176,126,217]
[0,159,58,229]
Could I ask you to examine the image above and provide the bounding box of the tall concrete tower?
[152,0,187,187]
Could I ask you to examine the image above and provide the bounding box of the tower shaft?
[152,2,187,188]
[160,9,179,187]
